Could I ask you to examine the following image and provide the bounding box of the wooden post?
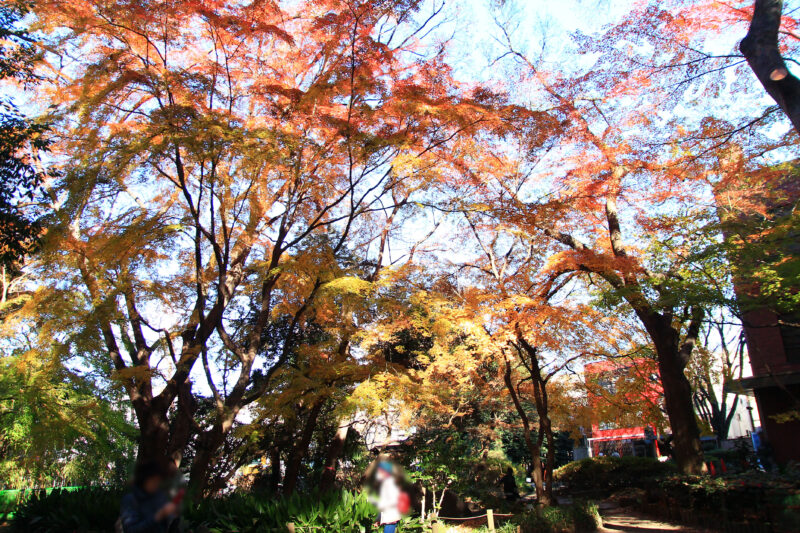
[286,523,295,533]
[487,509,496,532]
[421,486,426,522]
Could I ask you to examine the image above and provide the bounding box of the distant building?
[730,307,800,464]
[718,165,800,465]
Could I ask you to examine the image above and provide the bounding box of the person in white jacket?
[374,461,401,533]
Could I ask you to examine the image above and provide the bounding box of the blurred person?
[118,461,179,533]
[372,461,402,533]
[496,467,519,501]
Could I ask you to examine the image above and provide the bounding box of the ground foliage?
[511,501,602,533]
[644,471,800,531]
[11,488,411,533]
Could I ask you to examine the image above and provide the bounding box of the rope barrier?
[436,512,514,520]
[287,509,516,530]
[287,511,516,530]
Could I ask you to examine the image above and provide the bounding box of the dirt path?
[600,508,712,533]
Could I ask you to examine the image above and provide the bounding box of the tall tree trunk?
[502,352,550,505]
[657,347,703,472]
[136,409,172,468]
[168,378,197,470]
[542,416,555,497]
[269,445,282,493]
[283,400,325,495]
[134,380,195,474]
[642,313,706,474]
[320,419,350,492]
[518,337,555,503]
[187,430,227,498]
[535,384,555,499]
[741,0,800,133]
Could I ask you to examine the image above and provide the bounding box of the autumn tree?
[0,0,51,270]
[0,289,136,488]
[581,325,669,440]
[0,345,136,488]
[464,9,765,473]
[454,222,623,502]
[24,0,496,494]
[237,240,387,495]
[354,214,618,503]
[349,284,512,496]
[563,0,798,375]
[433,218,571,503]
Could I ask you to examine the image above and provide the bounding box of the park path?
[600,508,712,533]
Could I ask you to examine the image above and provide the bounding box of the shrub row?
[11,486,605,533]
[554,456,676,492]
[11,488,391,533]
[644,472,800,533]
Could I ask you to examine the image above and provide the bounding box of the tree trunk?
[644,316,706,474]
[502,353,550,505]
[529,441,546,504]
[518,337,555,504]
[658,350,704,472]
[134,383,195,475]
[537,391,555,500]
[269,445,282,493]
[187,429,226,498]
[694,373,738,441]
[168,378,197,470]
[283,400,325,495]
[741,0,800,133]
[320,420,350,492]
[136,409,173,469]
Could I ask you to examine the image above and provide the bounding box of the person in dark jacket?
[119,461,177,533]
[497,467,519,501]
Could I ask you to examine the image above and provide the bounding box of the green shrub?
[0,489,19,520]
[513,502,601,533]
[11,488,381,533]
[554,456,676,491]
[651,472,800,530]
[514,507,566,533]
[0,486,86,521]
[11,488,124,532]
[569,500,601,532]
[397,516,427,532]
[195,489,378,533]
[477,521,518,533]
